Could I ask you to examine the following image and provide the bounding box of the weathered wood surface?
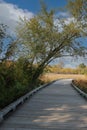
[0,82,53,122]
[0,79,87,130]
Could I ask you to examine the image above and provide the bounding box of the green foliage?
[78,63,86,69]
[0,59,34,109]
[67,0,87,35]
[15,2,86,85]
[0,23,16,61]
[0,24,7,53]
[0,57,44,109]
[67,0,83,19]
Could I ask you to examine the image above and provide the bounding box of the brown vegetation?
[73,79,87,94]
[41,73,87,94]
[40,73,86,83]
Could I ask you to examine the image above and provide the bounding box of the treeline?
[45,64,87,75]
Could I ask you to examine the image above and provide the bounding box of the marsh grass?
[40,73,86,83]
[41,73,87,94]
[73,78,87,94]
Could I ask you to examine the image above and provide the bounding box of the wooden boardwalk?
[0,79,87,130]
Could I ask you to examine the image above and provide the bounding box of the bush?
[0,59,37,109]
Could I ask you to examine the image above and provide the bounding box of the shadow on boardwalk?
[0,79,87,130]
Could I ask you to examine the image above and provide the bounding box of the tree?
[0,24,7,55]
[16,3,86,85]
[67,0,87,36]
[0,23,15,62]
[57,61,64,69]
[78,63,86,68]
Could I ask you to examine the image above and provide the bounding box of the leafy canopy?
[15,2,87,83]
[0,24,16,61]
[67,0,87,35]
[16,3,85,67]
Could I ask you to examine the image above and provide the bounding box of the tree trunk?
[29,63,46,88]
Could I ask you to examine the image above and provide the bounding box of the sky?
[1,0,67,13]
[0,0,87,68]
[0,0,69,31]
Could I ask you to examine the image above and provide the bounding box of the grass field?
[41,73,87,94]
[41,73,86,83]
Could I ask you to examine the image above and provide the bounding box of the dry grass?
[41,73,87,94]
[73,79,87,94]
[41,73,86,83]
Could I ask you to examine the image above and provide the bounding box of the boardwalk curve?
[0,79,87,130]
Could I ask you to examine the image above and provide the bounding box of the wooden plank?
[0,81,55,123]
[0,79,87,130]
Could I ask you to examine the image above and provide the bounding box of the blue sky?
[3,0,67,13]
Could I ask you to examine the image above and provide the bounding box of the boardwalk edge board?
[71,81,87,99]
[0,80,56,123]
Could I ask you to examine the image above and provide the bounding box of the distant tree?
[78,63,86,68]
[57,61,64,69]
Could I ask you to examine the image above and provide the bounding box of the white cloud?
[64,17,75,25]
[0,1,34,31]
